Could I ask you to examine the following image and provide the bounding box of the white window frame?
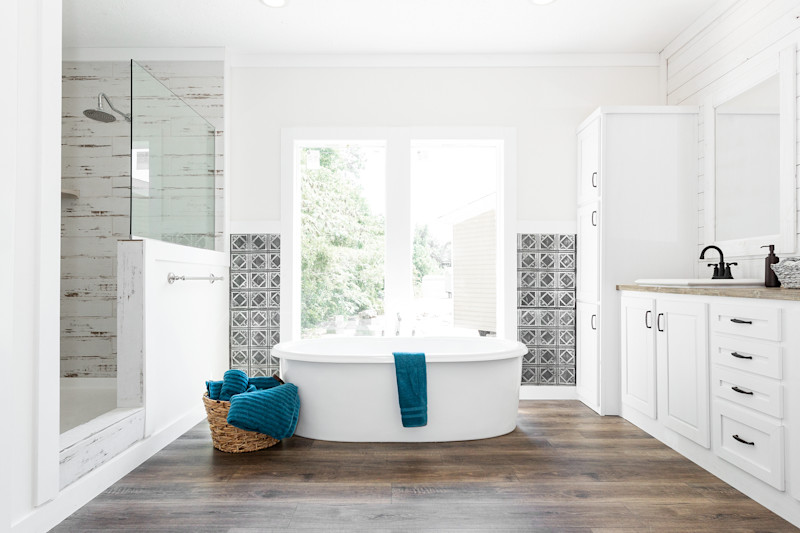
[280,127,517,341]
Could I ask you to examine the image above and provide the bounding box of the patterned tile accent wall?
[230,234,281,377]
[517,234,577,386]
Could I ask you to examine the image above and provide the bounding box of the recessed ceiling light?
[260,0,287,7]
[530,0,557,5]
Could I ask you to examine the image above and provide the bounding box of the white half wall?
[123,239,230,437]
[229,65,661,226]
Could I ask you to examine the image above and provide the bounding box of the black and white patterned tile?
[517,233,577,386]
[229,234,281,377]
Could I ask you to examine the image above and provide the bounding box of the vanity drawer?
[714,400,784,490]
[710,334,782,379]
[712,366,783,419]
[709,304,781,342]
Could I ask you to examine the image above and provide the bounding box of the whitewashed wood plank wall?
[663,0,800,277]
[61,60,224,378]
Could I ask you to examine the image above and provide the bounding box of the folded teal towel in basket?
[219,369,249,401]
[248,376,283,390]
[227,383,300,440]
[206,380,223,400]
[392,352,427,428]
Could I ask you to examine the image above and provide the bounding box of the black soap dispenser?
[762,244,781,288]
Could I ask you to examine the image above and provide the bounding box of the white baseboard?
[13,406,206,533]
[520,385,578,400]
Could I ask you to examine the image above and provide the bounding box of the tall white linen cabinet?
[575,107,700,415]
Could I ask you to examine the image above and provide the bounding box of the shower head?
[83,93,131,123]
[83,108,117,123]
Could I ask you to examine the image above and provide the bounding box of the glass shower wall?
[130,60,218,251]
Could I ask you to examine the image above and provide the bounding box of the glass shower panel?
[130,60,217,250]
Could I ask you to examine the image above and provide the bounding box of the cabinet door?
[621,296,657,419]
[656,299,709,448]
[576,202,600,303]
[577,117,600,204]
[577,301,600,414]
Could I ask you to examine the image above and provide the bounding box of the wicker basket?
[202,394,279,453]
[771,257,800,289]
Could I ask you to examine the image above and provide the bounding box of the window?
[282,128,517,341]
[298,142,386,337]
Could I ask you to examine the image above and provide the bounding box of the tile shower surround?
[229,232,575,385]
[517,233,577,386]
[230,234,282,377]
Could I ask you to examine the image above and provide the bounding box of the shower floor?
[60,378,117,434]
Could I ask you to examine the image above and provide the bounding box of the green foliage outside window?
[300,146,385,331]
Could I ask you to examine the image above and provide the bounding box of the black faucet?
[699,245,737,279]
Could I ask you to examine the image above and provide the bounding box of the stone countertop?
[616,284,800,302]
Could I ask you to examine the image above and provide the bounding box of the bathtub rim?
[273,336,527,364]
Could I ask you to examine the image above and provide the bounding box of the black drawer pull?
[732,434,755,446]
[591,314,597,330]
[731,386,753,395]
[591,171,598,188]
[591,210,597,227]
[731,352,753,360]
[730,318,752,324]
[645,310,652,329]
[656,313,664,332]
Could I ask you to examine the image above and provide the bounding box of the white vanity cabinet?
[619,288,800,526]
[575,107,698,415]
[656,299,709,448]
[709,302,785,490]
[620,295,708,445]
[620,295,656,419]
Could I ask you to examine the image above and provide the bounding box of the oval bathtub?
[273,337,526,442]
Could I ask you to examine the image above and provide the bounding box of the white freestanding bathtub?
[273,337,526,442]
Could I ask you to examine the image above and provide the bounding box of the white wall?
[4,0,62,529]
[662,0,800,277]
[229,65,660,227]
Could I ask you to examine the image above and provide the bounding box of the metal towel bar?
[167,272,224,284]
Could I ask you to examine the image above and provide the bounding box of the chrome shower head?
[83,108,117,123]
[83,93,131,123]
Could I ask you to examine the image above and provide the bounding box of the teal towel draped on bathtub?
[392,352,427,427]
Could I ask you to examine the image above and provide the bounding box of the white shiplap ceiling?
[62,0,726,56]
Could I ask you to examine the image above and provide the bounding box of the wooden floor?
[53,401,798,532]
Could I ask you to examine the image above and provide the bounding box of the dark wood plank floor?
[52,401,798,532]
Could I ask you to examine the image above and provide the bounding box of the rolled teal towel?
[227,383,300,440]
[248,376,283,390]
[392,352,427,428]
[206,380,223,400]
[219,369,248,401]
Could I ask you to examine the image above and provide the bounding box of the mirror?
[714,75,779,241]
[705,45,797,256]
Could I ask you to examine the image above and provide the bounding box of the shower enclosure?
[59,59,223,487]
[130,60,219,251]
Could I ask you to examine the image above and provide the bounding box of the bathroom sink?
[634,278,763,287]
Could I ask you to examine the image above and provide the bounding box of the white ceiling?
[62,0,723,56]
